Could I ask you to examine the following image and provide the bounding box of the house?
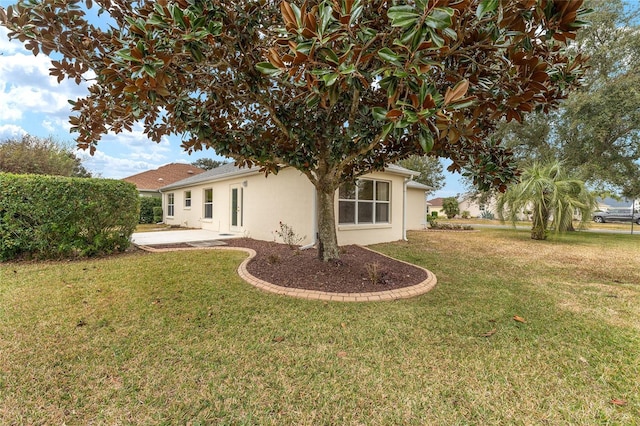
[427,194,497,219]
[159,163,430,246]
[406,181,432,229]
[457,193,497,219]
[122,163,206,197]
[426,197,444,217]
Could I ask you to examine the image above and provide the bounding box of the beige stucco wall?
[406,188,428,230]
[163,168,316,245]
[242,168,315,244]
[335,171,405,246]
[458,196,497,218]
[164,168,412,246]
[428,205,444,217]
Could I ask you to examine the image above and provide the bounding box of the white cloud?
[0,26,21,56]
[0,26,93,125]
[0,124,27,140]
[0,27,200,179]
[76,150,165,179]
[42,118,64,134]
[98,124,172,161]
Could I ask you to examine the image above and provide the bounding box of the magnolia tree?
[1,0,589,261]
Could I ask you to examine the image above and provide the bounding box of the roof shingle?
[122,163,206,192]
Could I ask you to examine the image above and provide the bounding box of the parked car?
[592,209,640,224]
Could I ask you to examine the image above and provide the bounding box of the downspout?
[158,188,166,225]
[300,184,318,250]
[424,188,428,229]
[403,177,410,241]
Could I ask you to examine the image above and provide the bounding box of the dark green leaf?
[256,62,283,76]
[476,0,499,19]
[322,72,339,86]
[372,107,388,121]
[419,131,434,153]
[378,47,403,66]
[425,8,454,30]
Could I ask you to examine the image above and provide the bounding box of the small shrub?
[152,206,163,223]
[442,197,460,219]
[365,262,379,285]
[274,221,305,249]
[139,197,162,224]
[267,254,280,264]
[427,215,438,228]
[431,211,438,218]
[461,210,470,219]
[480,211,495,220]
[429,223,474,231]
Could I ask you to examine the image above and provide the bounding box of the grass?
[1,229,638,425]
[135,223,174,232]
[439,217,639,232]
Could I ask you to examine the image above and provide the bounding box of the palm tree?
[497,161,596,240]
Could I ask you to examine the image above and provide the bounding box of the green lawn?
[1,229,638,425]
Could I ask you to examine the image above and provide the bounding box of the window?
[338,179,390,224]
[167,193,175,217]
[184,190,192,208]
[203,189,213,219]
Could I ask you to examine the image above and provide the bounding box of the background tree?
[191,158,228,171]
[1,0,589,261]
[497,161,595,240]
[442,197,460,219]
[397,155,444,191]
[495,0,640,199]
[0,134,92,177]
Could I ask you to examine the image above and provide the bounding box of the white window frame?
[203,188,213,219]
[167,193,175,217]
[184,190,192,208]
[338,179,391,225]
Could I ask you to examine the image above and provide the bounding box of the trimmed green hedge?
[139,196,162,224]
[0,173,140,260]
[152,206,163,224]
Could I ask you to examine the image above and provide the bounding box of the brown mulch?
[145,238,428,294]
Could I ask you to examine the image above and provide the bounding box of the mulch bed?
[145,238,428,294]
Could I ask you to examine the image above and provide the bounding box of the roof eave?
[159,167,258,192]
[383,165,421,177]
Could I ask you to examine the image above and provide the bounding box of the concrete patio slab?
[131,229,242,245]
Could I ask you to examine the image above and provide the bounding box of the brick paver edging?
[136,244,437,302]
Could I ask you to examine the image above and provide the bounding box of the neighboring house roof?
[122,163,205,192]
[427,197,444,207]
[160,163,421,192]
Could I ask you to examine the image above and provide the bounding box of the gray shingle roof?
[159,163,253,191]
[407,180,432,190]
[159,162,422,191]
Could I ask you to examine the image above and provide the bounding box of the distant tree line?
[190,158,228,171]
[0,134,92,177]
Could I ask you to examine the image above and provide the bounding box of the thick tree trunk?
[316,186,340,261]
[531,207,549,240]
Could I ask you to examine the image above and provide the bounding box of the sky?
[0,16,465,199]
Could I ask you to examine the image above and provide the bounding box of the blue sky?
[0,16,465,198]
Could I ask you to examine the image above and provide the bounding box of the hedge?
[0,173,140,260]
[139,196,162,224]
